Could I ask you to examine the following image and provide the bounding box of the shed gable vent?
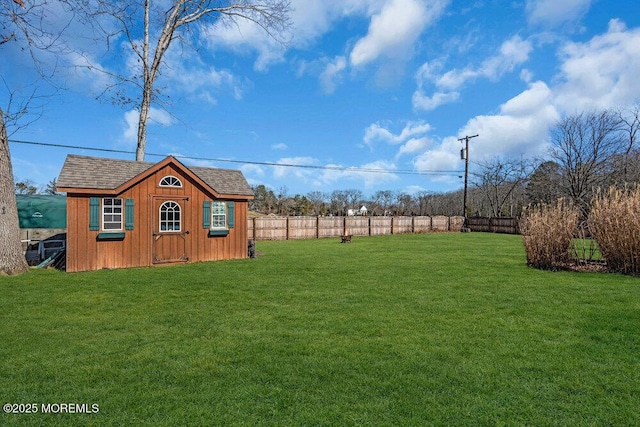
[159,175,182,187]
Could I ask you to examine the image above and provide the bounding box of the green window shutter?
[203,201,211,229]
[125,199,134,230]
[227,201,235,229]
[89,197,100,231]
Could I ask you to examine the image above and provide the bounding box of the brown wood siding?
[66,163,249,272]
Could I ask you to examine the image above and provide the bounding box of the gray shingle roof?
[57,154,254,197]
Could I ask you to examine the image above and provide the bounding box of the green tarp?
[16,195,67,229]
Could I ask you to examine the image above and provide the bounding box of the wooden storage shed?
[56,154,254,272]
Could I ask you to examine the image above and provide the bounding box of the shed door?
[152,198,189,264]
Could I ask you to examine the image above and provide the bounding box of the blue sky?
[4,0,640,198]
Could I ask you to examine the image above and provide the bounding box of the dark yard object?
[248,239,256,258]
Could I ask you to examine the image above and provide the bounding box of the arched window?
[159,201,181,232]
[159,175,183,187]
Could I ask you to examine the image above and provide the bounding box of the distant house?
[347,206,368,216]
[56,154,254,272]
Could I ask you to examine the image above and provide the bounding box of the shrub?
[520,200,580,270]
[589,186,640,275]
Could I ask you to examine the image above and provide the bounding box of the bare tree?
[612,103,640,185]
[1,0,73,274]
[394,192,414,216]
[15,179,38,195]
[0,106,28,274]
[473,157,533,217]
[422,190,462,216]
[525,160,563,206]
[372,190,394,216]
[415,191,430,216]
[344,189,363,212]
[329,190,348,216]
[69,0,292,161]
[306,191,326,216]
[549,110,622,215]
[275,186,289,215]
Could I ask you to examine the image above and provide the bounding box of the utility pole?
[458,134,478,227]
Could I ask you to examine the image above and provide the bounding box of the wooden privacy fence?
[466,217,519,234]
[248,216,465,241]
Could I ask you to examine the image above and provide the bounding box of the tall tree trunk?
[135,0,151,162]
[136,94,150,162]
[0,109,29,275]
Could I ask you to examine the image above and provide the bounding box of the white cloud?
[271,143,288,150]
[350,0,440,67]
[412,136,462,182]
[436,35,532,88]
[206,0,448,90]
[149,108,175,127]
[435,68,478,92]
[201,17,286,72]
[272,157,318,180]
[159,48,250,103]
[240,163,265,177]
[526,0,592,27]
[413,80,559,180]
[291,0,449,92]
[123,110,139,142]
[67,52,114,95]
[319,56,347,94]
[287,0,379,48]
[412,90,460,111]
[415,20,640,182]
[397,137,430,158]
[553,19,640,112]
[317,160,400,189]
[252,155,400,191]
[462,81,559,160]
[122,108,176,145]
[520,69,534,83]
[413,35,533,111]
[199,0,376,72]
[483,35,534,79]
[364,120,432,147]
[363,121,435,167]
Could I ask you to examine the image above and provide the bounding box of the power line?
[9,138,464,177]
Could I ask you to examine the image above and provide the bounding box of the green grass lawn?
[1,233,639,426]
[571,238,604,262]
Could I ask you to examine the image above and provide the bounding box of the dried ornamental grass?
[589,186,640,275]
[520,200,580,270]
